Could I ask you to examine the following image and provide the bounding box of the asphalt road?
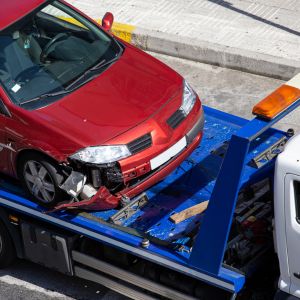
[1,52,295,300]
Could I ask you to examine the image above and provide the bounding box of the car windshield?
[0,1,122,109]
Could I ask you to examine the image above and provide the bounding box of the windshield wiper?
[19,58,117,106]
[65,55,121,91]
[64,59,106,91]
[20,43,124,107]
[19,89,70,106]
[19,59,116,107]
[65,39,124,91]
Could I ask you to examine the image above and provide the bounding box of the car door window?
[293,180,300,223]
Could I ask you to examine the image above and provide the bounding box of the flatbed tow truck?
[1,75,300,300]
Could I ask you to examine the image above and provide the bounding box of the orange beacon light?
[253,74,300,120]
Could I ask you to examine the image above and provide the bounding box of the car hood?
[35,46,182,149]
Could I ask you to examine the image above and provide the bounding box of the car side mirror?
[0,98,11,117]
[102,12,114,32]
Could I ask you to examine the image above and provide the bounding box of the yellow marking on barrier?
[58,17,136,43]
[112,22,136,43]
[59,17,87,28]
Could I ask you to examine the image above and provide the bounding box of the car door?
[284,174,300,297]
[0,92,11,174]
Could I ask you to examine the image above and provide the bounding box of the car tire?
[0,221,16,269]
[18,152,67,207]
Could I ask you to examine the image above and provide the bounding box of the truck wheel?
[18,153,67,207]
[0,221,16,268]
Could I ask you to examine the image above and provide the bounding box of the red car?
[0,0,204,209]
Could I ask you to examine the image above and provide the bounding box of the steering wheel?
[15,66,42,83]
[40,33,69,63]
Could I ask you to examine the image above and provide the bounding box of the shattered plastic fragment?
[60,171,86,197]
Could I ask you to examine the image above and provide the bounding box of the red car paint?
[0,0,204,209]
[0,0,45,31]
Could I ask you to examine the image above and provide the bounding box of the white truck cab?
[275,133,300,298]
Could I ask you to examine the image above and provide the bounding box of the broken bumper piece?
[51,186,120,212]
[49,171,120,213]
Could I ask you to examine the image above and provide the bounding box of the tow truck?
[1,73,300,300]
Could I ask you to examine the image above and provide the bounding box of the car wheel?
[18,153,67,207]
[0,221,16,268]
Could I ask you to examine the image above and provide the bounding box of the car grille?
[127,133,152,155]
[167,109,186,129]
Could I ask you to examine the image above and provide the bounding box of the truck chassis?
[0,103,297,299]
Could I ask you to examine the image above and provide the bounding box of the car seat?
[0,32,42,82]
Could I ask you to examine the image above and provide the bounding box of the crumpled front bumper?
[118,112,204,200]
[51,112,204,212]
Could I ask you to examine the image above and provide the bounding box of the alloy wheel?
[23,160,56,203]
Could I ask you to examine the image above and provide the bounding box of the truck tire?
[0,221,16,268]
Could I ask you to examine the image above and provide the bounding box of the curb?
[110,22,300,81]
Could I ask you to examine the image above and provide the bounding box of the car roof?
[0,0,49,31]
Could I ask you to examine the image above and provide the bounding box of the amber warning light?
[253,73,300,120]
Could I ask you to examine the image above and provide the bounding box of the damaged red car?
[0,0,204,210]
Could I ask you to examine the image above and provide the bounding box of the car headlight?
[180,80,197,116]
[70,145,131,164]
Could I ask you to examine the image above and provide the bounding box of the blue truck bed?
[0,105,289,294]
